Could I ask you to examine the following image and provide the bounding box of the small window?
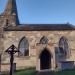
[59,36,68,58]
[18,37,29,56]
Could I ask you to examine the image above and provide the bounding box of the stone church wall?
[1,30,75,71]
[3,30,75,51]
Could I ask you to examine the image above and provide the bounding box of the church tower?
[0,0,19,60]
[0,0,19,27]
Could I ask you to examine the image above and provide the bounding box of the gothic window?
[39,36,48,44]
[18,37,29,56]
[59,36,68,58]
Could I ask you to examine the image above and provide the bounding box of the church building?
[0,0,75,71]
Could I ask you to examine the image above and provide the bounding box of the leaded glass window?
[59,36,68,58]
[18,37,29,56]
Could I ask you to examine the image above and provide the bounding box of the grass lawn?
[55,69,75,75]
[14,68,36,75]
[2,68,75,75]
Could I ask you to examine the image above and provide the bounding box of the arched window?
[18,37,29,56]
[39,36,48,44]
[59,36,69,58]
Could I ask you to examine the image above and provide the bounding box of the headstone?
[60,61,74,70]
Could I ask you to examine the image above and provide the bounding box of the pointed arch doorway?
[40,48,51,70]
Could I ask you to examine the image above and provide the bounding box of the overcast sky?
[0,0,75,25]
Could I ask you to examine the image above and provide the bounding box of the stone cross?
[5,44,19,75]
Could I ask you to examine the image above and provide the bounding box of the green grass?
[55,69,75,75]
[2,68,75,75]
[14,68,36,75]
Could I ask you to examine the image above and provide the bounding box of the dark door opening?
[40,48,51,70]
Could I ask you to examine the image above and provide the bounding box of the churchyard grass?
[14,69,75,75]
[2,68,75,75]
[14,68,36,75]
[55,69,75,75]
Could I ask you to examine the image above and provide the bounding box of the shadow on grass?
[14,68,36,75]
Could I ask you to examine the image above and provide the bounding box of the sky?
[0,0,75,25]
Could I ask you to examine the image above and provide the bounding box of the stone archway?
[39,48,51,70]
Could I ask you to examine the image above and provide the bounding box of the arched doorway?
[40,48,51,70]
